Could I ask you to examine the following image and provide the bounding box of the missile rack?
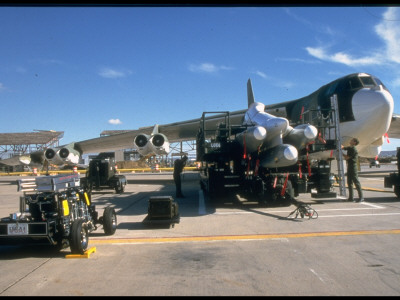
[196,111,295,206]
[17,173,81,193]
[298,94,346,198]
[196,100,342,205]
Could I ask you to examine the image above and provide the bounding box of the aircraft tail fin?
[247,79,255,108]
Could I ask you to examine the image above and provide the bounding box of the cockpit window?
[348,77,362,89]
[359,76,376,87]
[373,76,389,91]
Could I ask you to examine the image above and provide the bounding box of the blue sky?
[1,6,400,151]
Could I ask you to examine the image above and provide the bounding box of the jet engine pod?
[44,148,56,160]
[58,146,80,165]
[260,144,298,168]
[134,134,149,148]
[150,133,170,155]
[59,148,70,159]
[44,148,64,165]
[134,134,156,156]
[44,144,81,166]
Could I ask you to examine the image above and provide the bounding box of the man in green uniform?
[342,138,364,202]
[173,155,188,198]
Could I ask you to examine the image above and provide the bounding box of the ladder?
[330,94,346,197]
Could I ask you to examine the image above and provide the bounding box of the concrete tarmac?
[1,164,400,296]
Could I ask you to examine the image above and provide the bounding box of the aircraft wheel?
[103,206,117,235]
[69,219,89,254]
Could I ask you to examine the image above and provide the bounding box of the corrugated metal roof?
[0,131,64,145]
[100,130,133,136]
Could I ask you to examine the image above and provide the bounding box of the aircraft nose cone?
[352,87,394,137]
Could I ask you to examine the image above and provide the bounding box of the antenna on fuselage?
[247,79,255,108]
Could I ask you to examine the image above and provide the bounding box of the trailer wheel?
[69,219,89,254]
[103,206,117,235]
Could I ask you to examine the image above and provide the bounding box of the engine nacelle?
[58,147,81,165]
[150,133,170,155]
[44,148,64,165]
[44,143,81,166]
[134,133,170,156]
[260,144,298,168]
[134,134,153,156]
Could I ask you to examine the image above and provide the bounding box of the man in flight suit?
[174,155,188,198]
[342,138,364,202]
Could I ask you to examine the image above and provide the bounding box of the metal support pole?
[331,94,347,198]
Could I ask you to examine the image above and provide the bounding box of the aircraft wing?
[387,113,400,139]
[74,109,248,154]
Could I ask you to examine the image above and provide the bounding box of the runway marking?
[319,212,400,218]
[90,229,400,245]
[309,268,325,283]
[212,205,385,215]
[359,202,384,209]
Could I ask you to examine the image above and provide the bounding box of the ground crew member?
[342,138,364,202]
[174,155,188,198]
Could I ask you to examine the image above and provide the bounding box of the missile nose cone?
[304,125,318,140]
[284,145,298,161]
[254,126,267,140]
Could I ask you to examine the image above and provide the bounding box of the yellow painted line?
[90,229,400,245]
[332,183,392,193]
[65,246,96,259]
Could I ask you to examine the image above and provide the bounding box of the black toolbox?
[144,196,180,227]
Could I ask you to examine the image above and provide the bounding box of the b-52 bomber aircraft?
[1,73,397,204]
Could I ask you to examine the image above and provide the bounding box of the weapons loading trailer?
[196,109,338,206]
[0,173,117,254]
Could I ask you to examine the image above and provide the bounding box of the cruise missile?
[259,144,298,168]
[243,102,289,148]
[235,126,267,153]
[283,124,318,150]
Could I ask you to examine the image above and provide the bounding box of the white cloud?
[255,71,268,79]
[188,62,233,73]
[305,47,381,66]
[0,83,4,91]
[306,7,400,67]
[375,7,400,64]
[108,118,122,125]
[392,77,400,87]
[99,68,132,78]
